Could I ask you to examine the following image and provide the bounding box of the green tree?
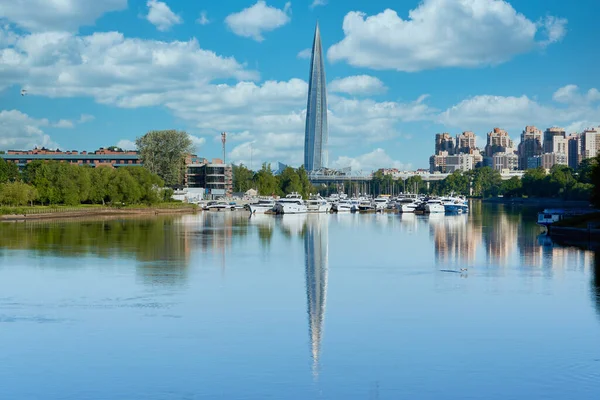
[577,157,598,184]
[0,181,38,206]
[108,168,142,204]
[402,175,425,194]
[255,163,278,195]
[136,130,194,187]
[442,171,470,195]
[468,167,502,197]
[521,167,547,197]
[0,158,20,183]
[125,166,164,204]
[232,164,255,192]
[279,167,302,195]
[591,156,600,208]
[501,177,522,197]
[89,166,114,205]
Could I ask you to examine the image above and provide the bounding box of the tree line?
[233,163,317,198]
[0,159,172,207]
[256,157,599,206]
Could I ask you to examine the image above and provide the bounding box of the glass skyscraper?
[304,22,328,172]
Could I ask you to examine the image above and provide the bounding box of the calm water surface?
[0,202,599,399]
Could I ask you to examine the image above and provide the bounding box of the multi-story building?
[186,159,233,197]
[455,131,476,154]
[0,147,141,170]
[582,127,600,159]
[527,156,542,169]
[429,151,449,173]
[485,128,514,157]
[567,134,582,169]
[517,126,543,170]
[543,127,566,153]
[446,153,475,173]
[435,133,455,155]
[541,153,568,170]
[492,152,519,171]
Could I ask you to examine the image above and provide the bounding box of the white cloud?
[553,85,600,105]
[297,48,311,59]
[225,1,291,42]
[0,109,58,150]
[116,139,136,150]
[438,88,600,132]
[310,0,327,8]
[53,119,74,128]
[0,0,127,32]
[78,114,95,123]
[328,0,567,72]
[329,75,387,95]
[0,28,258,99]
[331,148,411,172]
[145,0,182,31]
[196,10,210,25]
[189,134,206,150]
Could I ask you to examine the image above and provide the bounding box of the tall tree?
[0,158,20,183]
[232,164,255,192]
[591,156,600,208]
[136,130,194,187]
[255,163,278,196]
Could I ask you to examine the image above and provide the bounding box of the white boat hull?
[248,204,274,214]
[306,203,331,213]
[425,204,445,213]
[398,204,418,213]
[274,203,307,214]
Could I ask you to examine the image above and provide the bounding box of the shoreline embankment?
[1,206,198,221]
[481,197,591,208]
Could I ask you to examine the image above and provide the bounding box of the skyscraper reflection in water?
[303,214,328,378]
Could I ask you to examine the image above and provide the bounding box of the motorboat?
[424,199,445,213]
[247,198,275,214]
[358,199,375,212]
[373,196,389,212]
[306,195,332,213]
[443,196,469,214]
[273,192,307,214]
[396,198,420,213]
[333,199,353,213]
[206,201,236,211]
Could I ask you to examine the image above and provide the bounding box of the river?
[0,202,598,399]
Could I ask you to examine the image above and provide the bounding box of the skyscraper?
[304,22,328,172]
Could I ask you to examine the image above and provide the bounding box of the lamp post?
[221,132,227,164]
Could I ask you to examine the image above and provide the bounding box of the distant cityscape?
[427,126,600,174]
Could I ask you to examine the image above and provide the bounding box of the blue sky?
[0,0,598,171]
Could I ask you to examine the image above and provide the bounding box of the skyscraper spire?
[304,21,328,172]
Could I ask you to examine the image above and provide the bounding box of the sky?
[0,0,598,171]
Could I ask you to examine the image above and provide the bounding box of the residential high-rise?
[582,127,600,160]
[485,128,514,157]
[455,131,476,153]
[517,126,543,170]
[543,127,566,153]
[492,152,519,171]
[435,133,455,154]
[567,134,582,169]
[304,22,328,172]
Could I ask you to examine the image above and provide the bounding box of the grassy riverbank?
[482,197,591,207]
[0,202,198,220]
[553,212,600,229]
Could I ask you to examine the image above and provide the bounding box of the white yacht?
[358,199,375,212]
[396,198,420,213]
[207,201,236,211]
[333,199,353,213]
[424,199,445,213]
[306,195,332,213]
[373,196,389,211]
[247,198,275,214]
[273,192,307,214]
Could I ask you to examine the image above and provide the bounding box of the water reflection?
[304,215,328,378]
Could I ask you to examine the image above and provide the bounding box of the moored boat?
[273,192,307,214]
